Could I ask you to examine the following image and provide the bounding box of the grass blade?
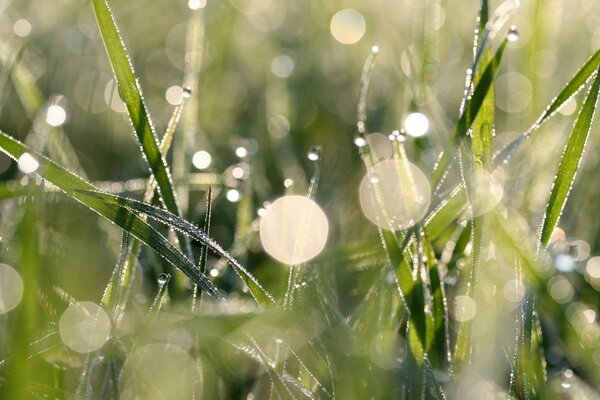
[495,48,600,165]
[75,190,277,307]
[431,38,507,188]
[539,70,600,247]
[90,0,182,218]
[0,131,222,300]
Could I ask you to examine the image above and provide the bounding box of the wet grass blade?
[431,38,507,188]
[539,69,600,247]
[75,190,277,307]
[90,0,181,217]
[0,131,222,300]
[495,48,600,166]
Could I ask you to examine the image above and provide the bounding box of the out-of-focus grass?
[1,0,600,398]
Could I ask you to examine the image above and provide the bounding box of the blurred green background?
[1,0,600,397]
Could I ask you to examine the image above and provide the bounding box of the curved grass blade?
[75,190,277,307]
[539,70,600,247]
[495,49,600,166]
[90,0,181,218]
[0,131,222,300]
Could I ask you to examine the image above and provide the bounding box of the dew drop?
[18,152,39,174]
[507,26,519,42]
[46,104,67,127]
[157,273,169,285]
[354,134,368,147]
[235,146,248,158]
[330,9,366,45]
[307,145,321,161]
[226,189,241,202]
[182,87,192,98]
[13,19,32,38]
[403,112,429,137]
[371,44,380,54]
[192,150,211,170]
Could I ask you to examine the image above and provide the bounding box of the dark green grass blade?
[0,131,222,300]
[90,0,181,217]
[431,38,507,188]
[75,190,277,307]
[539,70,600,247]
[495,49,600,165]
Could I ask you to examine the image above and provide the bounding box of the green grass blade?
[431,38,507,188]
[90,0,181,217]
[0,131,222,300]
[495,48,600,166]
[75,190,277,307]
[539,70,600,247]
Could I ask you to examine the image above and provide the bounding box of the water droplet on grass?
[46,104,67,127]
[157,273,169,285]
[354,134,368,147]
[330,9,366,45]
[403,112,429,137]
[18,152,39,174]
[192,150,211,170]
[307,145,321,161]
[507,26,520,42]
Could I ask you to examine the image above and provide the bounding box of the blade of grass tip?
[194,186,212,309]
[0,131,222,300]
[539,69,600,248]
[76,190,276,307]
[149,273,171,315]
[284,145,323,308]
[90,0,184,227]
[431,38,508,189]
[355,45,380,143]
[494,48,600,166]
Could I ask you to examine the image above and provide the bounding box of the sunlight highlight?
[359,159,431,231]
[59,301,111,353]
[403,112,429,137]
[0,264,24,315]
[330,9,366,45]
[17,152,39,174]
[120,343,196,400]
[259,195,328,265]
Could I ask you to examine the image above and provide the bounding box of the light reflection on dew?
[13,19,32,37]
[330,9,366,45]
[192,150,211,170]
[165,85,183,105]
[120,343,196,400]
[403,112,429,137]
[188,0,207,10]
[270,55,294,78]
[586,257,600,279]
[359,159,431,231]
[226,189,241,202]
[46,104,67,127]
[59,301,111,353]
[554,254,575,273]
[0,264,24,314]
[453,295,476,322]
[469,170,504,216]
[259,195,328,265]
[235,146,248,158]
[283,178,294,188]
[18,152,39,174]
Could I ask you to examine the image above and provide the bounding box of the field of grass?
[1,0,600,398]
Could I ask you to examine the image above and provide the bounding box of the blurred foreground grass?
[1,0,600,398]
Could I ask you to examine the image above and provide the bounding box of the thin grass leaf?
[495,48,600,166]
[539,70,600,247]
[0,131,222,300]
[75,190,277,307]
[431,38,507,188]
[90,0,181,218]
